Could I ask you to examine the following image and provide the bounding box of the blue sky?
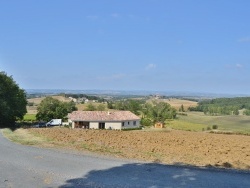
[1,0,250,94]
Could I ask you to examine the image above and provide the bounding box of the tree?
[0,72,27,128]
[85,103,96,111]
[143,101,176,124]
[179,104,185,112]
[97,104,106,111]
[36,97,77,121]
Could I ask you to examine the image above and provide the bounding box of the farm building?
[68,111,140,130]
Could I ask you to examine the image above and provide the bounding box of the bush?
[140,117,153,127]
[207,126,211,130]
[212,125,218,129]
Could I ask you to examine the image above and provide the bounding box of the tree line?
[189,97,250,116]
[108,99,177,126]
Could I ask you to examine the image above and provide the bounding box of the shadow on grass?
[59,162,250,188]
[0,121,36,131]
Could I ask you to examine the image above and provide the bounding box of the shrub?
[141,117,152,127]
[207,126,211,130]
[212,125,218,129]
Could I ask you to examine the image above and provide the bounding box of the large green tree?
[142,101,176,125]
[0,72,27,128]
[36,97,77,121]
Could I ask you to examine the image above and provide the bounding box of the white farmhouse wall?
[90,122,99,129]
[71,120,140,129]
[105,122,122,130]
[122,120,140,129]
[72,121,75,128]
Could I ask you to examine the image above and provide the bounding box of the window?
[133,121,136,126]
[128,121,130,125]
[122,122,125,127]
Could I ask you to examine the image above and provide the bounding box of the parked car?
[33,122,46,128]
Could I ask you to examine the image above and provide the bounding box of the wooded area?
[189,97,250,116]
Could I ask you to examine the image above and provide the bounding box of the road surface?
[0,130,249,188]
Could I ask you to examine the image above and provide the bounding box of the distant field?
[26,95,74,114]
[166,119,207,132]
[23,114,36,121]
[27,95,72,105]
[76,102,107,111]
[149,98,198,110]
[177,111,250,133]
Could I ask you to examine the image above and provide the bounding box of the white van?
[46,119,62,127]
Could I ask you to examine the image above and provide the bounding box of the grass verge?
[2,128,48,145]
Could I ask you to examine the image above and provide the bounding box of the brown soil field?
[29,128,250,170]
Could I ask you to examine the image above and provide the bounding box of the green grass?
[166,119,207,132]
[23,114,36,121]
[176,111,250,133]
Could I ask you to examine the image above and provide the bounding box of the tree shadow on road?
[59,162,250,188]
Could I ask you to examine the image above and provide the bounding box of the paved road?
[0,130,250,188]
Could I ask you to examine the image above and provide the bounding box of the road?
[0,130,250,188]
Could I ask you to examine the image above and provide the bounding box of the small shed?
[154,122,164,128]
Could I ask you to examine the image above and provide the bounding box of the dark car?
[33,122,46,128]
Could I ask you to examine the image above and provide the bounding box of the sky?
[0,0,250,95]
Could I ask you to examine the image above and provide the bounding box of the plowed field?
[29,128,250,170]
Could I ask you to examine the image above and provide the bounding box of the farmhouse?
[68,111,140,130]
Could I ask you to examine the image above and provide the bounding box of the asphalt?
[0,129,250,188]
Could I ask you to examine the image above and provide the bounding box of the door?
[98,122,105,129]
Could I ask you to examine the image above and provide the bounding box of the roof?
[68,111,140,122]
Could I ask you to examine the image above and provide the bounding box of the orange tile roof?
[68,111,140,122]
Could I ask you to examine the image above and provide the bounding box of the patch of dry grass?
[2,128,48,145]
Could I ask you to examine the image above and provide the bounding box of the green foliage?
[207,126,211,130]
[109,99,177,126]
[97,104,106,111]
[107,101,114,109]
[212,125,218,129]
[0,72,27,128]
[143,101,176,124]
[85,103,96,111]
[179,104,185,112]
[36,97,77,121]
[189,97,249,115]
[23,114,36,121]
[243,109,250,116]
[109,99,145,115]
[141,117,153,127]
[166,119,207,131]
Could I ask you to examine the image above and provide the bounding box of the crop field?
[8,127,248,170]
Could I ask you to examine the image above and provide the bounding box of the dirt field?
[29,128,250,170]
